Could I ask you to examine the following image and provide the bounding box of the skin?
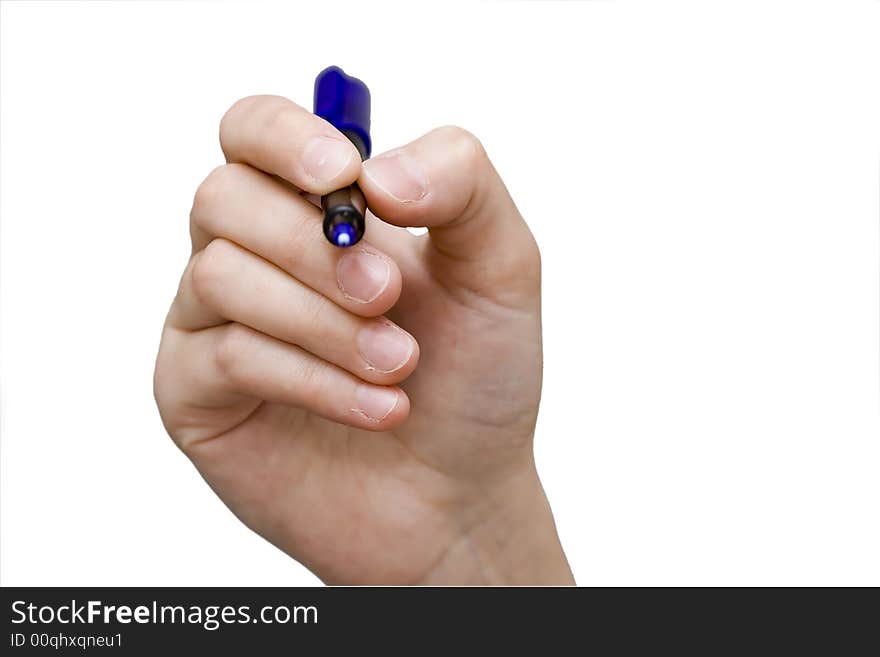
[153,95,573,585]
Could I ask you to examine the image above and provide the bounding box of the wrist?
[420,464,574,586]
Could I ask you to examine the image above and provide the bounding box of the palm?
[186,230,542,584]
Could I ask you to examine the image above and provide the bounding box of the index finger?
[219,95,361,195]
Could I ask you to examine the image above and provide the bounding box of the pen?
[313,66,372,247]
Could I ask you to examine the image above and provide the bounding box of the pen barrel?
[323,185,366,217]
[322,184,366,247]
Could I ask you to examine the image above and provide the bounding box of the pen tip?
[330,221,360,248]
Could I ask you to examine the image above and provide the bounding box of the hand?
[154,95,573,585]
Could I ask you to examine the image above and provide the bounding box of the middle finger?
[190,162,403,318]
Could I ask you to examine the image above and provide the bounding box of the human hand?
[153,95,573,585]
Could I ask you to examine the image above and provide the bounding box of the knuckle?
[274,212,319,275]
[293,356,322,394]
[435,125,488,169]
[191,163,251,232]
[191,238,234,307]
[501,232,542,295]
[220,95,303,155]
[219,95,264,141]
[299,290,332,331]
[521,232,542,273]
[432,126,490,221]
[259,99,295,136]
[192,164,230,217]
[214,323,251,381]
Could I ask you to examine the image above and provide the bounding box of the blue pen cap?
[313,66,371,159]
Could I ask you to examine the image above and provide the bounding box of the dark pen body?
[321,130,369,248]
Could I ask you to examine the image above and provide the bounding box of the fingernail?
[303,136,356,184]
[337,250,390,303]
[363,152,428,202]
[357,322,414,373]
[354,385,399,422]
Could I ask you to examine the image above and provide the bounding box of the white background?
[2,0,878,586]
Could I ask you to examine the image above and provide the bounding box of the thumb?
[359,126,540,306]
